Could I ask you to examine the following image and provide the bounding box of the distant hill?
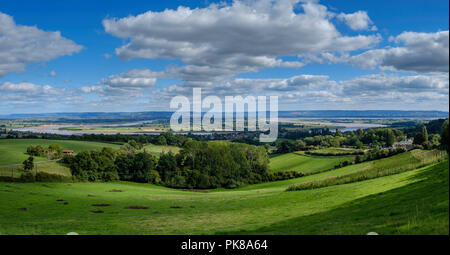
[0,110,447,123]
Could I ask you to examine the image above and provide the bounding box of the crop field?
[0,139,122,165]
[269,152,353,174]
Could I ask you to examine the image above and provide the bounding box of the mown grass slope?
[228,161,449,235]
[269,152,353,174]
[0,152,447,235]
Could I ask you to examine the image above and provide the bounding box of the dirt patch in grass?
[92,203,111,207]
[91,210,104,213]
[125,206,149,209]
[108,189,124,192]
[170,206,183,209]
[19,208,29,211]
[88,194,96,197]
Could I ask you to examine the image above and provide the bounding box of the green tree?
[385,129,396,147]
[413,126,429,147]
[157,135,167,145]
[23,156,34,171]
[48,144,62,159]
[440,119,449,153]
[157,152,178,183]
[296,140,306,150]
[422,126,429,143]
[69,151,99,181]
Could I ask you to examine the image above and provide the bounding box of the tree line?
[275,119,449,154]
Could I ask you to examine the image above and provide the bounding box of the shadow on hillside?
[218,161,449,235]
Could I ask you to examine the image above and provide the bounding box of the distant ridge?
[0,110,447,122]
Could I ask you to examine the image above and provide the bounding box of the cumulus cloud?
[338,74,449,109]
[329,31,449,73]
[382,31,449,73]
[152,72,448,110]
[0,82,68,109]
[103,0,380,84]
[100,69,162,88]
[0,82,64,95]
[337,11,377,31]
[79,69,165,101]
[0,12,83,78]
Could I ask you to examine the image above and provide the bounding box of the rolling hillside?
[0,149,447,235]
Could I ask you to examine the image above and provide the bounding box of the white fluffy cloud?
[330,31,449,73]
[100,69,162,88]
[0,82,69,109]
[337,11,377,31]
[79,69,164,100]
[103,0,380,84]
[341,73,448,95]
[0,12,83,78]
[152,72,448,110]
[0,82,64,96]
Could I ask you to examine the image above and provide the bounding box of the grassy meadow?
[0,139,122,165]
[269,152,353,174]
[0,159,447,234]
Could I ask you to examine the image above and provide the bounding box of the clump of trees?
[66,140,273,189]
[65,147,119,182]
[26,144,62,159]
[26,145,46,157]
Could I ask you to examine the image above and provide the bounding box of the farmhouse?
[62,150,74,155]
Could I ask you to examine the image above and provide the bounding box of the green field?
[269,152,353,174]
[0,149,447,235]
[0,161,71,179]
[0,139,122,165]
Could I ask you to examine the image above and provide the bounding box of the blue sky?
[0,0,448,114]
